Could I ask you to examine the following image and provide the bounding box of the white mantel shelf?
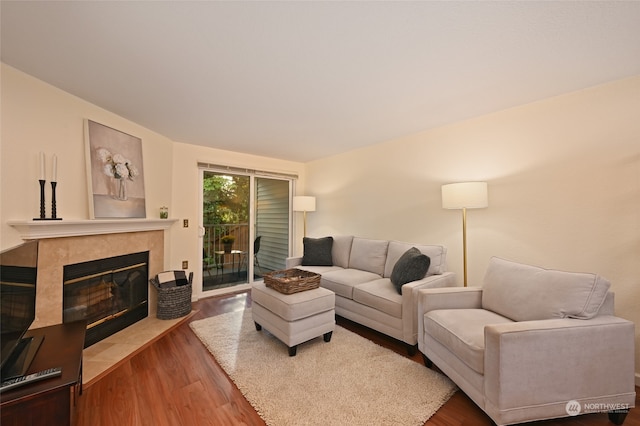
[8,218,179,240]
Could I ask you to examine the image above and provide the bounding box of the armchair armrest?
[286,256,303,269]
[401,271,457,344]
[484,316,636,421]
[418,286,483,315]
[416,286,483,348]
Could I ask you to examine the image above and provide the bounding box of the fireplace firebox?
[63,251,149,347]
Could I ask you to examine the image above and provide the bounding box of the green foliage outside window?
[203,172,249,230]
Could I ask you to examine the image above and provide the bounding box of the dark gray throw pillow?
[301,236,334,266]
[390,247,431,294]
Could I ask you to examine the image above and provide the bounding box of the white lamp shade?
[442,182,488,209]
[293,196,316,212]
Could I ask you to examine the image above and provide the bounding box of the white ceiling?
[2,1,640,162]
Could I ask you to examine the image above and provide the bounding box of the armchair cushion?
[482,257,611,321]
[425,308,513,374]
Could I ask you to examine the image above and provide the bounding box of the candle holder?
[50,181,62,220]
[33,179,46,220]
[33,179,62,220]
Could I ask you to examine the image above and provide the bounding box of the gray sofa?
[286,235,456,352]
[418,257,636,425]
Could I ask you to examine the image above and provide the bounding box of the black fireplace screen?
[63,251,149,347]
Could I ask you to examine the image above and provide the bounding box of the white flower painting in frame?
[84,120,146,218]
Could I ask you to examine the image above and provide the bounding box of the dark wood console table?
[1,321,86,426]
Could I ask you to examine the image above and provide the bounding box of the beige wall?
[305,75,640,381]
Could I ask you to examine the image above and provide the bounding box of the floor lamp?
[293,196,316,238]
[442,182,488,287]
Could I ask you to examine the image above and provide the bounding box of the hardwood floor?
[76,291,639,426]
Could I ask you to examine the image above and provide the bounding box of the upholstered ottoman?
[251,282,335,356]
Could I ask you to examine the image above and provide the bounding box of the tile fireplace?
[28,229,165,333]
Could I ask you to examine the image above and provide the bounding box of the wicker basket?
[264,268,321,294]
[150,273,193,320]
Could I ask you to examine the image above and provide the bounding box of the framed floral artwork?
[84,120,146,218]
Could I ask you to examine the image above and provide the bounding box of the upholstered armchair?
[417,257,636,425]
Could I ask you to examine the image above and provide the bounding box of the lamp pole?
[462,207,468,287]
[303,210,308,237]
[441,182,488,288]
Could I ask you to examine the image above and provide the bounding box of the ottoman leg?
[288,345,298,357]
[323,331,333,342]
[254,322,262,331]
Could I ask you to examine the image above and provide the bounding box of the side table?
[214,249,246,276]
[1,321,86,426]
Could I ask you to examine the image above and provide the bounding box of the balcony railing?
[203,223,250,258]
[202,223,283,283]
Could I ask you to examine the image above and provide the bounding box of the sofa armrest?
[401,271,457,344]
[286,256,303,269]
[484,316,636,419]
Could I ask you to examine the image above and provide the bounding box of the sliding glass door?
[200,167,291,295]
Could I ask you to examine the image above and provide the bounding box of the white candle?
[52,155,57,182]
[39,152,45,180]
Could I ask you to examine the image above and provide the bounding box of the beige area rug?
[189,309,457,426]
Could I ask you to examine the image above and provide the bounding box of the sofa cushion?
[331,235,354,268]
[390,247,431,294]
[482,257,611,321]
[348,238,389,275]
[425,308,513,374]
[302,236,333,266]
[384,241,447,277]
[320,269,383,299]
[353,278,402,319]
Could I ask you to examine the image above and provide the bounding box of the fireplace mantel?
[8,218,178,240]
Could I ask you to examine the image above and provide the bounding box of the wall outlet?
[182,260,188,269]
[183,219,189,227]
